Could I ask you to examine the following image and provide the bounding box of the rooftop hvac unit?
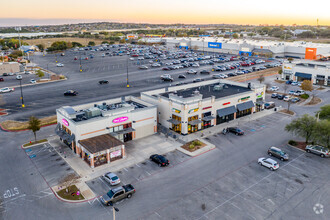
[84,107,101,118]
[213,84,224,91]
[192,90,200,96]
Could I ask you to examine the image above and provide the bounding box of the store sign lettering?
[188,108,199,114]
[62,119,69,126]
[113,116,128,123]
[256,91,264,98]
[223,102,231,106]
[239,96,250,102]
[110,150,121,158]
[172,108,181,113]
[202,106,212,110]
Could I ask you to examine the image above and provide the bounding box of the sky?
[1,0,329,26]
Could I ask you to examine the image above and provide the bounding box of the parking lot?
[24,143,77,187]
[86,150,190,197]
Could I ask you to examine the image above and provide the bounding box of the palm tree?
[28,116,41,143]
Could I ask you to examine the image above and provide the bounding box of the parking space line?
[145,171,151,176]
[135,164,140,167]
[288,163,307,174]
[99,177,112,190]
[230,202,241,210]
[154,212,162,217]
[123,168,128,172]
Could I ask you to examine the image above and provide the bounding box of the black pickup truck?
[100,184,135,206]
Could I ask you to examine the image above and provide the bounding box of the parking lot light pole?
[79,52,82,72]
[19,79,25,108]
[109,202,119,220]
[126,56,129,87]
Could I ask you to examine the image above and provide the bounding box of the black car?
[178,74,186,79]
[200,70,210,74]
[99,80,109,84]
[150,154,169,167]
[228,127,244,135]
[277,94,284,100]
[64,90,78,96]
[193,78,204,83]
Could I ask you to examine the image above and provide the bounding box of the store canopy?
[295,72,312,79]
[167,118,181,125]
[202,116,216,121]
[110,127,135,136]
[79,134,123,154]
[237,101,255,111]
[217,106,236,117]
[188,119,202,125]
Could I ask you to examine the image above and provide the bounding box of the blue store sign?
[208,42,222,49]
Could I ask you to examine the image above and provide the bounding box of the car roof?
[270,146,282,151]
[265,158,277,164]
[105,172,117,178]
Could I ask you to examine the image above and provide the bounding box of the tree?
[35,70,44,79]
[301,80,314,97]
[311,120,330,148]
[285,114,317,143]
[278,69,282,75]
[232,33,239,39]
[101,41,109,44]
[59,173,80,194]
[316,104,330,121]
[28,116,41,143]
[36,44,45,52]
[47,41,68,52]
[257,74,265,84]
[72,42,83,47]
[88,41,95,46]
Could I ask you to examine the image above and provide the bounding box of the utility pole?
[126,55,129,87]
[19,79,25,108]
[79,52,82,72]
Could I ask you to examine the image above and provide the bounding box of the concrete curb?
[277,109,296,117]
[9,78,67,90]
[176,139,216,157]
[303,97,323,107]
[22,141,48,149]
[287,143,306,153]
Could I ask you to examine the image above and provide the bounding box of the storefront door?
[124,133,132,142]
[236,108,252,118]
[216,114,234,124]
[188,115,198,134]
[202,112,212,129]
[172,114,181,133]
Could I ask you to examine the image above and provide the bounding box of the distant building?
[19,45,39,53]
[0,62,21,74]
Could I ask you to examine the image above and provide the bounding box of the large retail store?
[56,96,157,168]
[141,79,265,135]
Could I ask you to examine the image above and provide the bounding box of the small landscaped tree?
[257,74,265,84]
[316,104,330,121]
[35,70,45,79]
[59,173,80,194]
[311,120,330,148]
[28,116,41,143]
[88,41,95,46]
[285,114,317,143]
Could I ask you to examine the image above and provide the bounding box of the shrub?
[300,94,309,99]
[189,144,195,149]
[288,140,297,146]
[192,140,202,146]
[59,75,66,79]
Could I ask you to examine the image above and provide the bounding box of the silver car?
[258,158,279,171]
[305,145,329,158]
[103,172,121,185]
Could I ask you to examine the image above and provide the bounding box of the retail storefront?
[56,96,157,168]
[141,79,265,135]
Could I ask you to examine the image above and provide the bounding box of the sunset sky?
[1,0,329,26]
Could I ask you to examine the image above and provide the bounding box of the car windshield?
[111,176,119,181]
[107,190,114,198]
[159,156,167,163]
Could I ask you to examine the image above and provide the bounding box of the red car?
[131,54,139,57]
[0,77,4,81]
[74,57,78,60]
[85,57,89,60]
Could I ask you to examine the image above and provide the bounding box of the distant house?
[292,29,310,36]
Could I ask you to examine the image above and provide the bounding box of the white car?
[138,57,144,60]
[0,87,14,93]
[270,86,279,91]
[103,172,120,185]
[293,90,305,96]
[56,63,64,67]
[186,69,197,74]
[30,79,36,84]
[283,95,292,101]
[258,158,279,171]
[16,75,22,80]
[129,58,135,61]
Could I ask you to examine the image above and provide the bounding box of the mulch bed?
[57,185,84,201]
[305,97,321,105]
[290,141,307,151]
[181,140,207,152]
[279,109,294,115]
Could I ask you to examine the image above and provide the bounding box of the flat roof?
[78,134,123,154]
[159,83,251,99]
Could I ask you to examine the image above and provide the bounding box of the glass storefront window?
[172,114,181,133]
[119,125,123,131]
[114,126,119,132]
[188,115,198,134]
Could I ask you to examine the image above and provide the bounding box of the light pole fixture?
[19,78,25,108]
[126,55,129,88]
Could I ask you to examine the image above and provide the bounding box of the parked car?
[268,146,289,161]
[16,75,22,80]
[200,70,210,74]
[290,97,300,103]
[30,79,36,84]
[178,74,186,79]
[293,90,305,96]
[99,80,109,84]
[288,90,296,95]
[56,63,64,67]
[0,77,4,82]
[0,87,14,93]
[227,127,244,135]
[100,184,136,206]
[277,94,284,100]
[103,172,120,185]
[283,95,292,101]
[193,78,204,83]
[264,102,275,109]
[291,81,298,86]
[271,93,278,98]
[286,80,293,84]
[186,69,197,74]
[64,90,78,96]
[305,145,330,158]
[270,86,279,91]
[2,73,8,76]
[258,158,279,171]
[139,65,148,69]
[150,154,169,167]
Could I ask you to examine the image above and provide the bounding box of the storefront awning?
[202,116,216,121]
[167,118,181,125]
[79,134,123,154]
[217,106,236,117]
[295,72,312,79]
[188,119,202,125]
[110,127,135,136]
[237,101,255,111]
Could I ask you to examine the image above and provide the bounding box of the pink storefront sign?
[110,150,122,158]
[112,116,128,123]
[62,119,69,126]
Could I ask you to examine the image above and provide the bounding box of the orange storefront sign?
[305,48,317,60]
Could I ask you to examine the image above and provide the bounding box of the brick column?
[90,154,95,168]
[75,143,80,155]
[106,150,110,164]
[81,150,85,159]
[234,112,237,119]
